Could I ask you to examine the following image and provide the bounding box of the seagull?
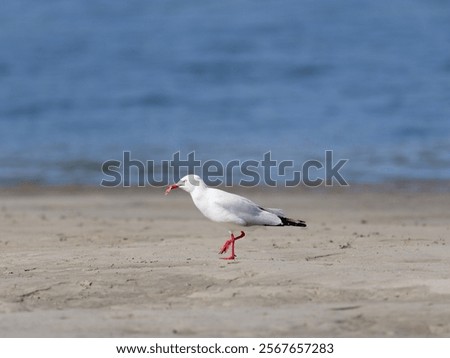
[165,174,306,260]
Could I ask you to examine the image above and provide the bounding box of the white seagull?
[165,174,306,260]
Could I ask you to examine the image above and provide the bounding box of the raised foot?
[218,231,245,259]
[218,231,246,254]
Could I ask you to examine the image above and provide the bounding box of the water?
[1,0,450,186]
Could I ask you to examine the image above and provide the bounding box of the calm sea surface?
[1,0,450,185]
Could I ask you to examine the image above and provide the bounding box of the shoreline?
[1,178,450,195]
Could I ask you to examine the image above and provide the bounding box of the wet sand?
[1,185,449,337]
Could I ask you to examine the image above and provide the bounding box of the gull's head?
[165,174,205,195]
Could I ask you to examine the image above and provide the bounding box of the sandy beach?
[1,185,449,337]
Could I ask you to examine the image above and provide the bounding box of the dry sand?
[1,185,449,337]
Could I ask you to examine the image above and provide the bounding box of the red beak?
[165,184,179,195]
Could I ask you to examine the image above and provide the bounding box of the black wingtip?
[279,216,307,227]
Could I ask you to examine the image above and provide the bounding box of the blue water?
[1,0,450,186]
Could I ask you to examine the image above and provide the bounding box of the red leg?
[219,231,245,254]
[219,235,233,254]
[219,231,245,260]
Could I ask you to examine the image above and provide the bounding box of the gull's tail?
[278,216,307,227]
[260,206,307,227]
